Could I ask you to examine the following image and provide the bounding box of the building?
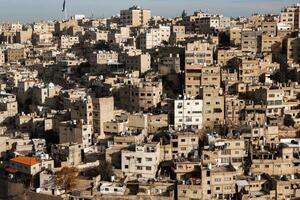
[174,98,203,130]
[121,142,160,179]
[58,120,93,149]
[9,156,41,175]
[120,6,151,27]
[280,4,300,31]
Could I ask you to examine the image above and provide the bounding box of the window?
[124,165,128,169]
[146,157,152,161]
[146,166,151,171]
[215,178,221,182]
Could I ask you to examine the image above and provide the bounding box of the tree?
[97,160,114,181]
[284,114,295,127]
[181,10,187,18]
[55,167,79,193]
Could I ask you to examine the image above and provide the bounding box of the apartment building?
[139,26,171,50]
[6,47,25,63]
[51,143,82,167]
[201,165,238,200]
[9,156,41,175]
[241,29,262,54]
[217,47,243,65]
[92,96,115,138]
[120,6,151,27]
[280,4,300,30]
[58,120,92,149]
[59,35,79,49]
[170,25,186,44]
[174,98,203,130]
[185,40,214,65]
[170,131,199,158]
[118,79,163,112]
[89,51,119,66]
[0,50,4,65]
[119,52,151,74]
[0,92,18,125]
[255,87,285,117]
[261,21,277,36]
[121,142,160,179]
[200,86,225,129]
[225,95,245,125]
[287,37,300,64]
[31,83,61,105]
[202,138,246,169]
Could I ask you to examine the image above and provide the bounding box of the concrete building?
[121,142,160,179]
[58,120,92,149]
[120,6,151,27]
[200,87,225,129]
[201,165,238,200]
[174,98,203,130]
[59,35,79,49]
[280,4,300,30]
[92,97,115,138]
[9,156,41,175]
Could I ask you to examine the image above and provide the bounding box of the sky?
[0,0,299,22]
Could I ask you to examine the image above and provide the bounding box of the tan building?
[6,47,25,63]
[118,79,162,112]
[120,6,151,27]
[119,52,151,74]
[121,142,160,179]
[58,120,92,149]
[241,29,261,54]
[201,165,238,200]
[92,97,115,138]
[185,40,214,65]
[200,86,225,129]
[185,64,220,97]
[59,35,79,49]
[287,37,300,64]
[9,156,41,175]
[89,51,118,66]
[0,50,4,65]
[280,4,300,31]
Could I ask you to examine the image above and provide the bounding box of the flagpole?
[64,0,68,20]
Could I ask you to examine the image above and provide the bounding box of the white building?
[121,142,160,179]
[140,26,171,50]
[174,98,203,130]
[59,35,79,49]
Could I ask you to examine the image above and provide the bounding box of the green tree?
[97,160,114,181]
[284,114,295,127]
[181,10,187,18]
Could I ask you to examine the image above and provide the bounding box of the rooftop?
[10,156,40,166]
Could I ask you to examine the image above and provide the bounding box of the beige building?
[200,86,225,129]
[6,47,25,63]
[9,156,41,175]
[0,50,4,65]
[59,35,79,49]
[119,52,151,74]
[89,51,118,66]
[185,40,214,65]
[59,120,92,149]
[121,142,160,179]
[241,29,261,54]
[118,79,162,112]
[120,6,151,27]
[92,97,115,138]
[201,165,238,200]
[280,4,300,31]
[287,37,300,64]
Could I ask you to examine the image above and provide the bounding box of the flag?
[62,0,66,12]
